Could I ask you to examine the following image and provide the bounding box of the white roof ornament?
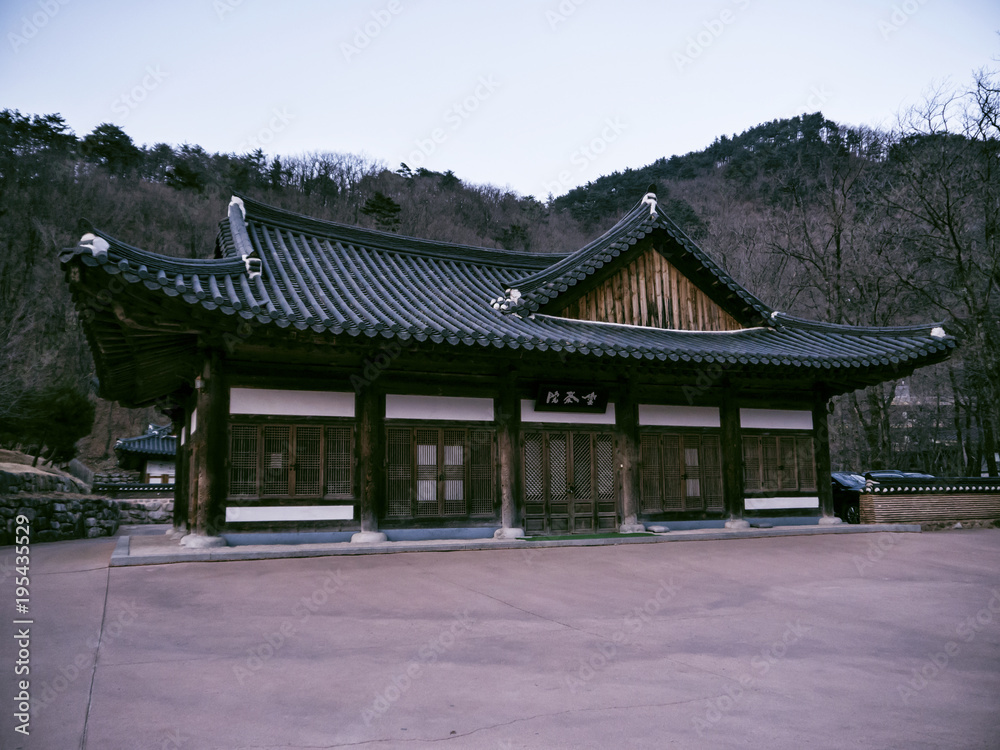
[79,233,109,259]
[230,196,246,220]
[641,191,657,217]
[242,253,262,279]
[494,288,524,315]
[930,326,947,339]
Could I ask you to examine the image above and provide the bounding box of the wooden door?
[522,430,616,535]
[639,432,724,514]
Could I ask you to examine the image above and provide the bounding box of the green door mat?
[525,532,655,541]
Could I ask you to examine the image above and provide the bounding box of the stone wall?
[0,466,90,495]
[117,498,174,525]
[0,464,178,543]
[0,465,119,544]
[93,469,142,484]
[0,493,120,544]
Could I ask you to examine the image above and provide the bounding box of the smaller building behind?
[114,424,177,485]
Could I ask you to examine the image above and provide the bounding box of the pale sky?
[2,0,998,199]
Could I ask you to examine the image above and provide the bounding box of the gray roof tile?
[61,193,958,382]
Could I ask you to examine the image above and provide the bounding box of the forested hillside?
[1,69,997,475]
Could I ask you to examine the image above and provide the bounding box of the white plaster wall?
[385,395,494,421]
[225,506,355,522]
[740,408,813,430]
[229,388,355,418]
[744,496,820,510]
[520,399,616,425]
[145,460,175,484]
[638,405,720,428]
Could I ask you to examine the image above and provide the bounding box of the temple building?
[61,189,957,543]
[114,424,177,485]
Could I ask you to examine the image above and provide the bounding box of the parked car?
[831,472,866,524]
[864,470,935,481]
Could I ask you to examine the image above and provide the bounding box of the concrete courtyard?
[2,528,999,749]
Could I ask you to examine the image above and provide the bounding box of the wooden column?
[813,393,837,521]
[187,441,199,533]
[616,383,644,532]
[720,389,748,527]
[186,388,199,533]
[193,352,229,536]
[170,411,188,532]
[496,382,522,536]
[355,386,385,535]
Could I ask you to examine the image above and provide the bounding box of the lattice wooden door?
[522,430,616,535]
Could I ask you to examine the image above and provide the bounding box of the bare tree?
[880,69,1000,475]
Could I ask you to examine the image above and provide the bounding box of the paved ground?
[110,522,924,566]
[1,529,999,749]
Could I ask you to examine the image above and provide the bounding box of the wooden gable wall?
[552,245,743,332]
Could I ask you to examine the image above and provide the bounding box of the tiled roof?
[60,192,958,395]
[115,428,177,457]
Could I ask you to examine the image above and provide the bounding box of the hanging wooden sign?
[534,385,610,413]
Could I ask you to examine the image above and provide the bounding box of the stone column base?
[724,518,751,530]
[619,523,647,534]
[818,516,843,525]
[351,531,388,544]
[179,534,226,548]
[494,527,525,539]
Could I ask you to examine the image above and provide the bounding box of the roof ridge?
[501,199,652,293]
[771,312,956,338]
[60,228,248,275]
[495,191,773,324]
[233,193,567,269]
